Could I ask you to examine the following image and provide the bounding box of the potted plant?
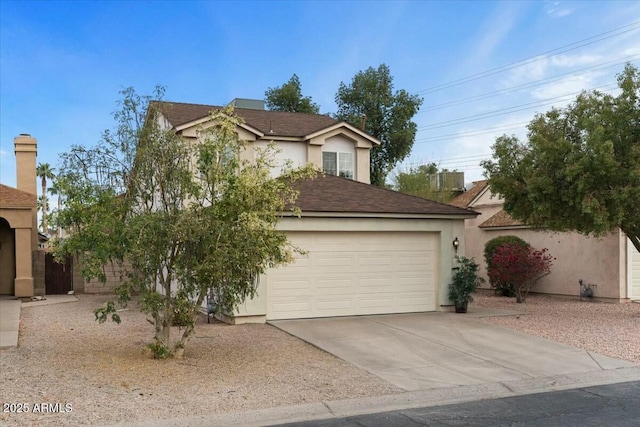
[449,256,484,313]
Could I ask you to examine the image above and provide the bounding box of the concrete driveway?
[271,308,637,392]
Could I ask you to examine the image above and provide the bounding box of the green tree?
[55,87,316,359]
[482,63,640,252]
[391,163,459,202]
[36,162,55,233]
[335,64,423,186]
[265,74,320,114]
[48,181,63,238]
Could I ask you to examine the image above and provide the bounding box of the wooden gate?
[45,253,73,294]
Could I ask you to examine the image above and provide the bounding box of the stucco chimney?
[14,134,37,195]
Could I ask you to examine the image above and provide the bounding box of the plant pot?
[454,301,468,313]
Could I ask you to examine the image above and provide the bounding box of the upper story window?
[323,151,354,180]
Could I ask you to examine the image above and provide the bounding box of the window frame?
[322,151,354,180]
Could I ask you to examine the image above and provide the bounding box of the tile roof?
[449,180,489,208]
[0,184,36,208]
[479,209,525,228]
[293,174,478,216]
[153,101,339,138]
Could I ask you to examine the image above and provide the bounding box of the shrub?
[448,256,485,308]
[488,244,554,303]
[484,235,529,296]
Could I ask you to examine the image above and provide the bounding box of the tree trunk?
[622,227,640,253]
[173,295,207,359]
[41,178,48,233]
[515,288,524,303]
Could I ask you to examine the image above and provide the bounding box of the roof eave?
[478,224,529,230]
[304,122,381,146]
[280,211,479,219]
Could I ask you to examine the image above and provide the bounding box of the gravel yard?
[0,294,399,427]
[2,292,639,426]
[473,292,640,364]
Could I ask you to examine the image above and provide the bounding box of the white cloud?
[530,72,600,100]
[545,1,574,18]
[550,54,601,68]
[504,56,550,86]
[466,4,523,66]
[0,149,7,158]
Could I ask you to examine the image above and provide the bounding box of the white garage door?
[266,231,438,320]
[631,242,640,300]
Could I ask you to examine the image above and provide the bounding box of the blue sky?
[1,0,639,197]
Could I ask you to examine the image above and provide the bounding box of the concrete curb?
[105,366,640,427]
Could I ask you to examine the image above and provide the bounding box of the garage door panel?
[631,242,640,300]
[314,255,355,268]
[358,299,393,309]
[316,299,353,311]
[397,295,434,308]
[267,231,438,320]
[315,281,354,294]
[399,253,435,265]
[272,301,311,313]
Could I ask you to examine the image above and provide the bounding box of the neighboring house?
[133,98,477,323]
[451,180,640,302]
[0,135,43,297]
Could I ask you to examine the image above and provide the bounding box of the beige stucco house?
[0,135,41,297]
[451,180,640,302]
[145,99,478,322]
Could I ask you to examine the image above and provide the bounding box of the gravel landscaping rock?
[2,292,638,426]
[473,292,640,364]
[0,294,399,427]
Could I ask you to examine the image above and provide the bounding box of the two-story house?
[146,98,478,323]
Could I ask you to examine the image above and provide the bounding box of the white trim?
[479,225,530,230]
[280,212,478,220]
[305,122,381,146]
[628,237,635,299]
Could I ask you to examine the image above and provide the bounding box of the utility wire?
[419,55,639,112]
[419,83,618,130]
[416,21,640,95]
[414,121,531,143]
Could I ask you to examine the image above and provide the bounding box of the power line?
[414,121,530,143]
[416,21,640,95]
[419,82,618,130]
[419,55,639,112]
[403,153,492,167]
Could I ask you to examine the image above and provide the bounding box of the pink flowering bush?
[488,244,554,303]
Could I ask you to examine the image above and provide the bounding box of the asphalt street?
[274,380,640,427]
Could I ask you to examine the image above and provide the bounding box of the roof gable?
[293,175,478,217]
[450,180,489,208]
[0,184,36,208]
[479,209,525,228]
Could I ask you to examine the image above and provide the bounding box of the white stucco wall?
[322,135,356,155]
[253,140,308,178]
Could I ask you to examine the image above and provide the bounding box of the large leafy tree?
[265,74,320,114]
[36,162,55,233]
[391,163,459,202]
[55,87,315,359]
[482,63,640,252]
[335,64,423,186]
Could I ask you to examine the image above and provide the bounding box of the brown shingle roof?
[449,180,488,208]
[153,101,339,138]
[0,184,36,208]
[479,209,525,228]
[293,175,478,216]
